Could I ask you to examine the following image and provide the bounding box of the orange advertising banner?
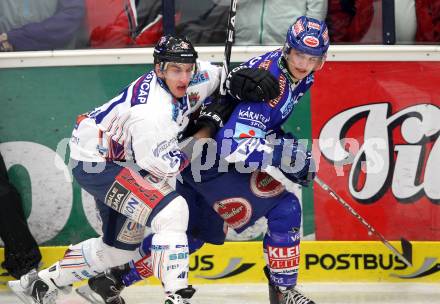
[311,62,440,241]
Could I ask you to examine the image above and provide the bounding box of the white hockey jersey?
[70,60,221,178]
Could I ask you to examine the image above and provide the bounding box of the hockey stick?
[219,0,238,96]
[270,169,413,267]
[314,176,413,267]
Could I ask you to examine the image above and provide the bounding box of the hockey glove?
[271,135,316,187]
[195,97,236,137]
[226,66,280,101]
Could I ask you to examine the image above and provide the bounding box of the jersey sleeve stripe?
[95,90,128,124]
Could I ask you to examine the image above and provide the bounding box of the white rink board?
[1,283,439,304]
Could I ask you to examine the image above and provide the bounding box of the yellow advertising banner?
[1,241,440,288]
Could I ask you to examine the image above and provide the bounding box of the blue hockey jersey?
[216,49,314,170]
[178,49,314,235]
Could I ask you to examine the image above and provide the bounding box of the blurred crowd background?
[0,0,439,52]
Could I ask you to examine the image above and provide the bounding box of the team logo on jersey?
[258,60,272,71]
[302,36,320,48]
[250,171,285,198]
[188,92,200,107]
[214,198,252,229]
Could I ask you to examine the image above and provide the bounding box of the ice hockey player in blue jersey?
[7,34,278,304]
[76,16,329,304]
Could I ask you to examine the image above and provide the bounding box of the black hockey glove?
[195,97,236,137]
[226,66,280,101]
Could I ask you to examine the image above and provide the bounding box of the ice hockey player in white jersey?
[74,15,329,304]
[7,35,266,304]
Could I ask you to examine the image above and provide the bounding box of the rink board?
[1,241,439,287]
[1,57,439,249]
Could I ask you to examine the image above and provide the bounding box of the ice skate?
[264,267,315,304]
[281,287,315,304]
[267,281,315,304]
[164,286,196,304]
[76,269,125,304]
[8,269,71,304]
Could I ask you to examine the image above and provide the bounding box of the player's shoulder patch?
[258,50,282,71]
[258,59,272,70]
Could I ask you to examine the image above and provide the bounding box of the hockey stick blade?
[314,176,413,267]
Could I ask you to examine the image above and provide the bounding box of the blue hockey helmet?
[284,16,329,57]
[153,35,198,64]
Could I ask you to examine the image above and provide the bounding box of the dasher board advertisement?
[312,62,440,241]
